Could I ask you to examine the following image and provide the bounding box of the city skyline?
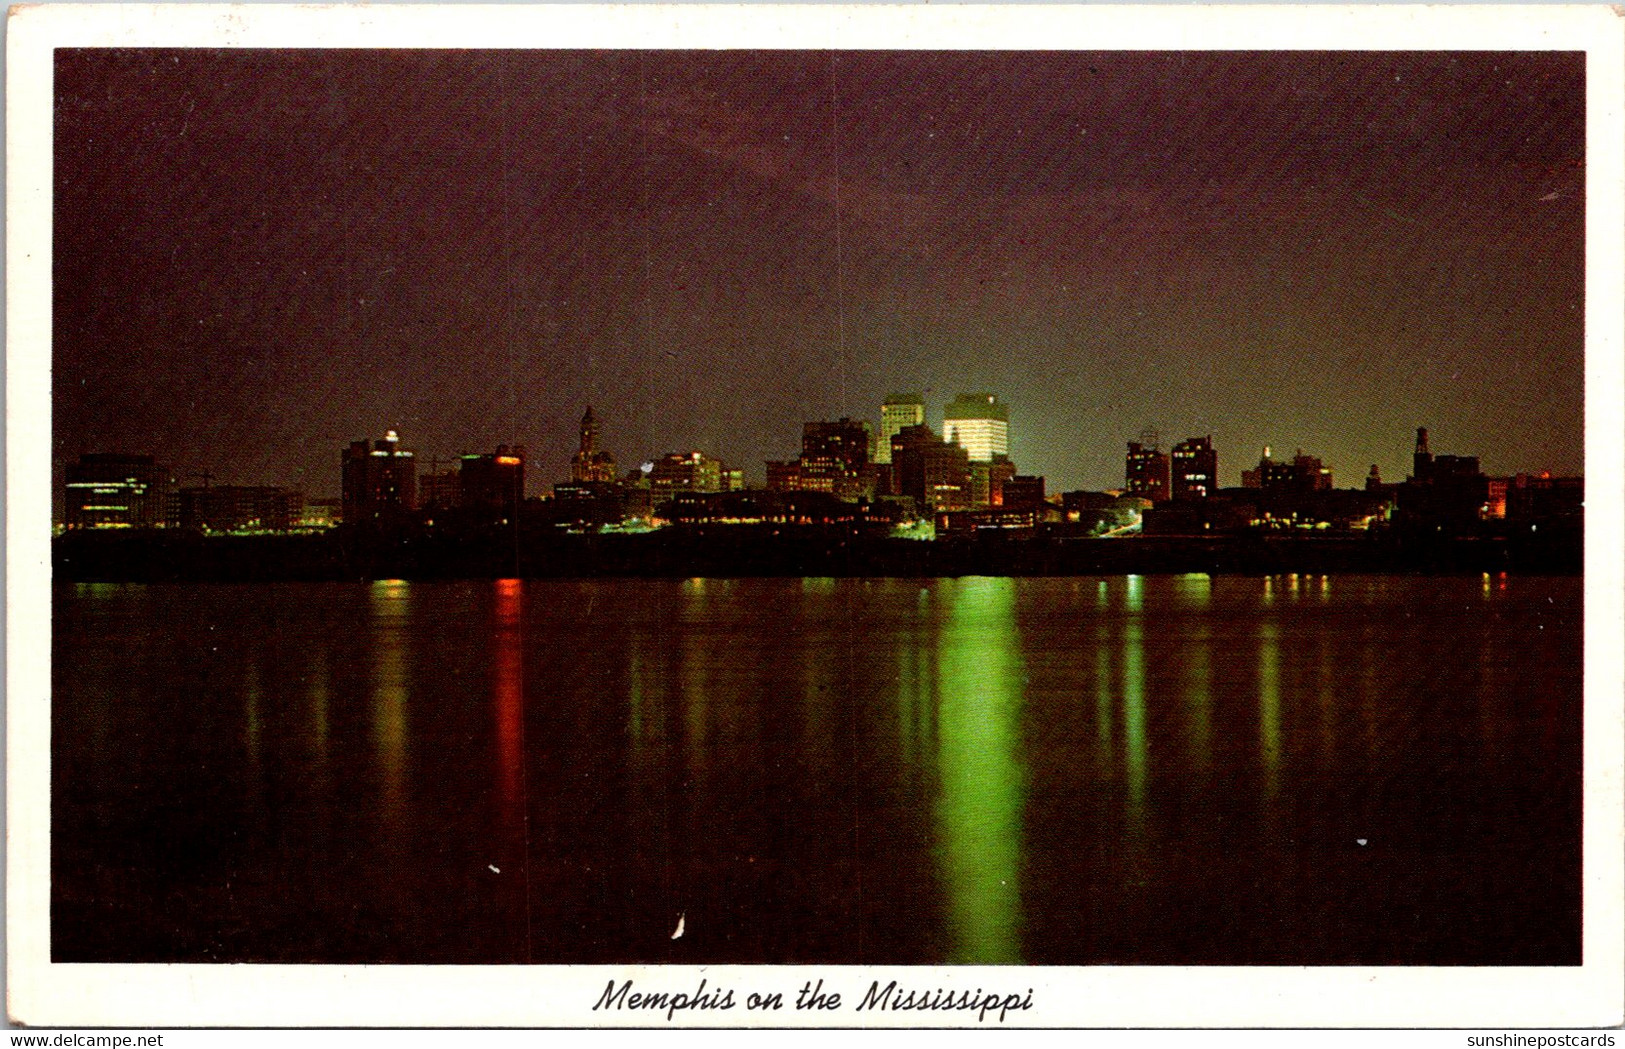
[54,49,1585,497]
[52,399,1564,510]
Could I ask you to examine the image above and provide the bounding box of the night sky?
[54,49,1585,498]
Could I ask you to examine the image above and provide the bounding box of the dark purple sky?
[54,49,1584,497]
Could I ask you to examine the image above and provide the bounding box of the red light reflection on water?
[493,579,524,807]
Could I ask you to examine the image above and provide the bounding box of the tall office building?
[342,429,417,522]
[892,423,971,512]
[877,394,926,465]
[800,417,874,498]
[460,445,526,515]
[1399,427,1490,531]
[571,406,618,484]
[969,459,1017,509]
[649,451,726,499]
[63,453,171,529]
[1171,436,1218,500]
[943,393,1009,463]
[1242,447,1332,493]
[1125,442,1171,502]
[1413,427,1433,482]
[417,469,461,510]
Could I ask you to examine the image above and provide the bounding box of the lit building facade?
[176,486,303,532]
[969,459,1017,509]
[1242,447,1333,493]
[801,418,873,478]
[1002,474,1047,514]
[1171,435,1218,500]
[877,394,926,466]
[788,417,877,501]
[63,453,171,529]
[341,429,416,522]
[1125,442,1170,502]
[571,406,618,484]
[892,423,971,512]
[943,393,1009,463]
[302,497,343,528]
[650,451,726,500]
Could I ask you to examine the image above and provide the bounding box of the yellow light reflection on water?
[936,576,1024,964]
[681,581,710,778]
[370,579,411,822]
[1259,620,1282,801]
[1175,572,1212,609]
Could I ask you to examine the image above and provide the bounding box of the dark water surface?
[53,575,1581,964]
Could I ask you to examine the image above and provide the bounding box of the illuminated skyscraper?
[892,424,971,511]
[1171,436,1217,500]
[943,393,1009,463]
[877,394,926,465]
[1125,441,1170,503]
[649,451,725,499]
[571,406,618,483]
[341,429,416,521]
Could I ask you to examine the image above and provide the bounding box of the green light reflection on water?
[1094,640,1113,772]
[1123,618,1147,835]
[1175,574,1212,769]
[935,576,1024,964]
[896,583,938,778]
[1124,574,1144,614]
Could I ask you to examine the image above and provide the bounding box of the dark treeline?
[53,520,1582,582]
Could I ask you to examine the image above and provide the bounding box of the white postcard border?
[7,3,1623,1029]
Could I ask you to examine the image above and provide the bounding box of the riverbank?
[52,522,1582,582]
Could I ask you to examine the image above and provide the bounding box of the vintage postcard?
[7,3,1623,1030]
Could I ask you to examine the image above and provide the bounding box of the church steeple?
[571,406,617,484]
[579,406,600,456]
